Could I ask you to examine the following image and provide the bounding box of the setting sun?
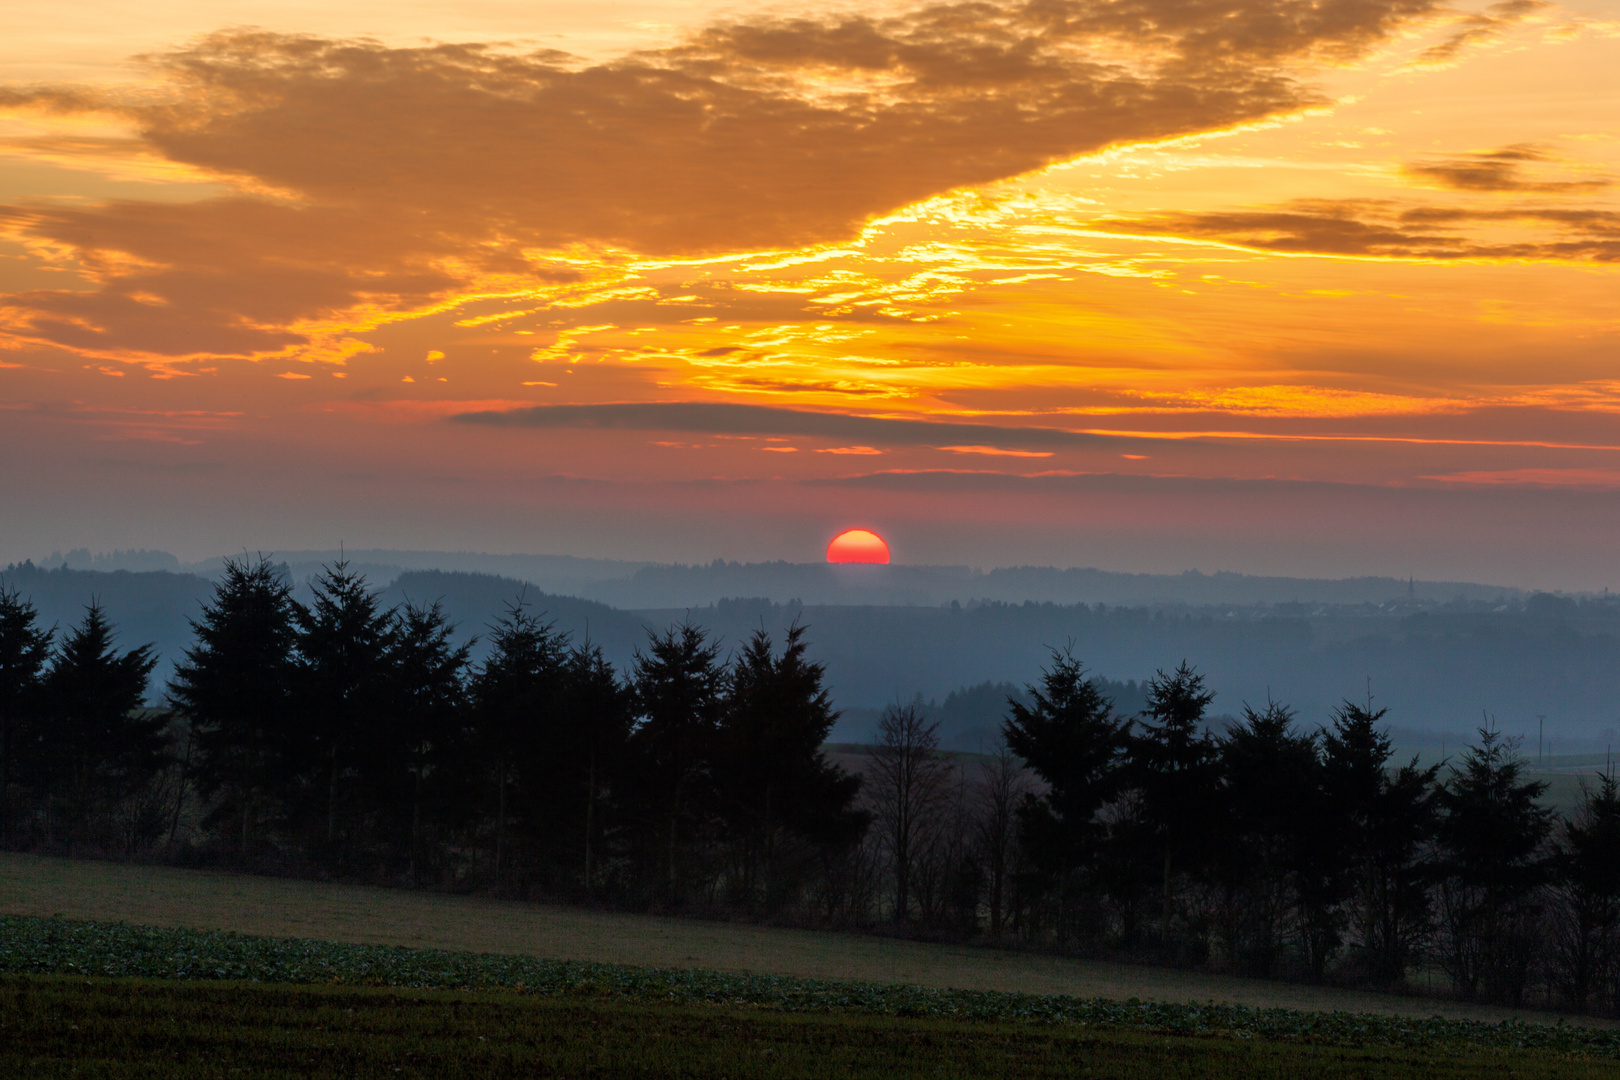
[827,529,890,564]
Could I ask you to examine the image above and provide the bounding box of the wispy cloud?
[1402,144,1611,194]
[1108,199,1620,262]
[451,400,1130,449]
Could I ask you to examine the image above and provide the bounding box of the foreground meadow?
[0,853,1566,1024]
[6,976,1619,1080]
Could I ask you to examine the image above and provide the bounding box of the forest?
[3,556,1620,1016]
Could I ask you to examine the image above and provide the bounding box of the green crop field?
[6,977,1619,1080]
[0,853,1579,1026]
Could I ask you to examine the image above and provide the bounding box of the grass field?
[0,852,1586,1026]
[8,977,1620,1080]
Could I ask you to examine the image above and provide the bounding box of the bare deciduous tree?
[977,742,1030,938]
[868,703,947,922]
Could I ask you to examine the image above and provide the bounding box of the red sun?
[827,528,890,564]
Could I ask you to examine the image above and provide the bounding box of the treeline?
[5,558,1620,1015]
[0,558,865,909]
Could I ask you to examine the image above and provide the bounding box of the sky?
[2,0,1618,587]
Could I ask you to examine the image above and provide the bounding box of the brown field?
[0,852,1595,1027]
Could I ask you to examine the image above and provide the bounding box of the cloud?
[1403,144,1611,194]
[0,0,1444,359]
[1110,199,1620,261]
[451,400,1130,449]
[1414,0,1549,67]
[1423,468,1620,488]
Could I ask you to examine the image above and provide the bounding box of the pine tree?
[629,624,724,903]
[714,622,864,910]
[1322,701,1439,987]
[1435,727,1553,1004]
[169,556,302,853]
[470,599,567,891]
[1216,699,1321,977]
[0,584,52,842]
[1554,771,1620,1011]
[562,641,634,896]
[1126,661,1220,949]
[387,599,471,883]
[296,561,396,863]
[1001,647,1127,947]
[44,602,163,847]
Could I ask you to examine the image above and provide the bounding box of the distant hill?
[5,561,1610,755]
[144,548,1523,610]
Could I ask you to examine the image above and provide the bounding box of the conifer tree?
[169,556,302,852]
[562,641,634,895]
[0,584,52,842]
[1322,701,1439,986]
[1554,771,1620,1011]
[1216,699,1321,977]
[470,599,567,890]
[44,602,162,846]
[1127,661,1220,945]
[1001,647,1127,945]
[629,624,724,902]
[296,561,396,862]
[714,622,864,909]
[1436,727,1553,1004]
[387,599,471,883]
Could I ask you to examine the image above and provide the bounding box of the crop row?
[2,915,1615,1057]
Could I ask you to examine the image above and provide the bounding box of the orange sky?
[2,0,1618,586]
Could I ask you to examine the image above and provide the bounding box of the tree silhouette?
[44,601,162,847]
[561,641,635,896]
[869,702,947,922]
[470,599,567,892]
[0,584,52,843]
[1216,699,1322,978]
[387,598,471,884]
[1002,647,1127,948]
[296,561,396,863]
[1554,771,1620,1012]
[169,556,302,853]
[629,624,724,903]
[1127,661,1219,948]
[1435,726,1553,1003]
[1321,702,1440,987]
[714,622,864,910]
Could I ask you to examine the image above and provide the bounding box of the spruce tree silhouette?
[1127,661,1219,951]
[44,601,162,848]
[1436,726,1553,1004]
[0,584,52,844]
[629,624,724,904]
[297,561,397,866]
[1002,646,1127,949]
[388,599,471,885]
[1216,699,1322,978]
[714,622,864,910]
[470,599,566,893]
[169,556,302,854]
[1321,701,1439,986]
[1555,771,1620,1011]
[562,641,634,896]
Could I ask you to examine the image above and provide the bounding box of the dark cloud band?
[452,401,1126,450]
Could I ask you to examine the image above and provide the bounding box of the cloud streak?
[1110,199,1620,262]
[452,400,1131,450]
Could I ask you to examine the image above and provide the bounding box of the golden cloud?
[0,0,1445,360]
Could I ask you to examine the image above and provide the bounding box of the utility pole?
[1538,714,1545,764]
